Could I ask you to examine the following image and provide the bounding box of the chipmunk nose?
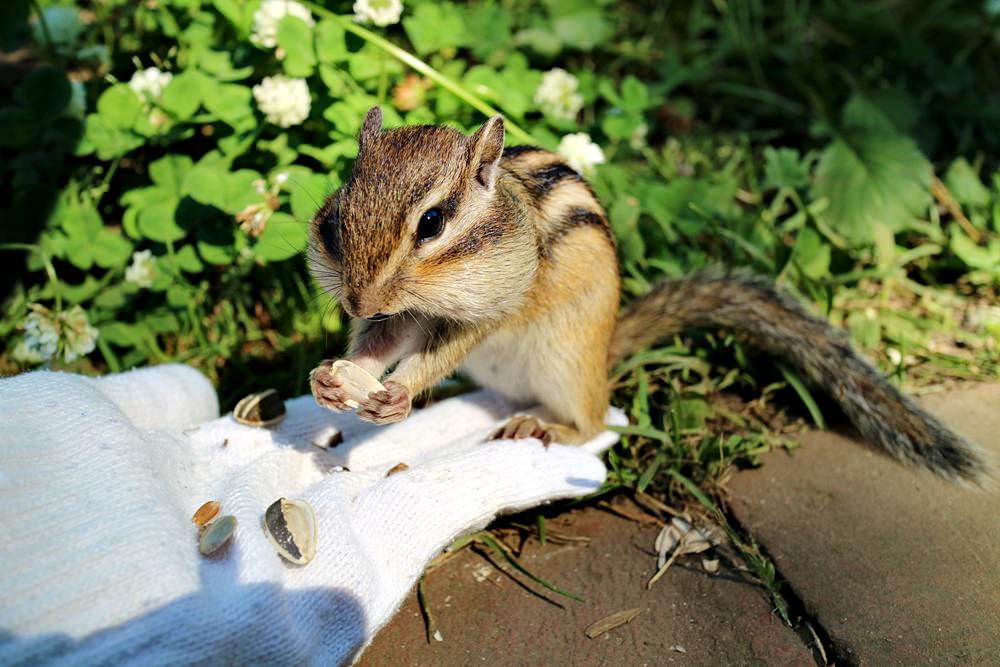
[344,293,362,317]
[343,290,389,320]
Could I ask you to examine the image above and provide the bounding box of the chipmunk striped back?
[499,145,615,259]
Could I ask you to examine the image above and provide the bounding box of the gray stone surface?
[360,383,1000,666]
[727,383,1000,666]
[360,508,814,666]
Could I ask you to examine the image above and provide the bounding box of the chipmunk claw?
[310,361,353,412]
[357,380,411,425]
[492,415,555,447]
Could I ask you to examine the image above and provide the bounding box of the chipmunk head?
[310,106,537,323]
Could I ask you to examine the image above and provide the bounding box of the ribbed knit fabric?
[0,365,624,666]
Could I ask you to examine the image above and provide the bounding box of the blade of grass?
[637,451,666,493]
[667,468,720,515]
[475,532,584,603]
[609,424,672,442]
[417,576,442,643]
[667,468,792,624]
[304,3,536,144]
[776,363,826,429]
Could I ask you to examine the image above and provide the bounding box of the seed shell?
[199,515,237,556]
[386,462,410,476]
[312,431,344,450]
[263,498,317,565]
[234,389,286,427]
[329,360,386,409]
[192,500,221,527]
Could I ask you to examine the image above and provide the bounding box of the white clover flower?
[129,67,173,105]
[557,133,605,175]
[60,306,99,362]
[253,75,311,127]
[125,250,157,288]
[629,122,649,151]
[13,308,60,364]
[353,0,404,27]
[13,304,98,365]
[252,0,315,49]
[534,68,584,122]
[31,6,84,56]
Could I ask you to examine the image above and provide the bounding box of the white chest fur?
[462,326,542,404]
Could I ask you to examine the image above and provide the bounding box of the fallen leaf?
[585,608,644,639]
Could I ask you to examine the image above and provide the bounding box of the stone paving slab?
[727,383,1000,666]
[360,508,813,666]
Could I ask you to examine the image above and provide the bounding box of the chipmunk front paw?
[357,380,411,425]
[310,361,353,412]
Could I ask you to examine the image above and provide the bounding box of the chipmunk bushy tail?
[611,269,993,485]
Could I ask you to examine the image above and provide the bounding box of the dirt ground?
[361,384,1000,666]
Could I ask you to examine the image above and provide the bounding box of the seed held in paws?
[312,359,387,412]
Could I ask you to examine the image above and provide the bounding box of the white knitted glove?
[0,364,624,666]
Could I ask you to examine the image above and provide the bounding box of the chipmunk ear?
[358,106,383,153]
[468,115,505,190]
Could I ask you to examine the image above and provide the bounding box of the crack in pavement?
[721,506,857,667]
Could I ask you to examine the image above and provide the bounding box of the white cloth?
[0,364,624,666]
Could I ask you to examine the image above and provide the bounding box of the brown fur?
[309,108,992,486]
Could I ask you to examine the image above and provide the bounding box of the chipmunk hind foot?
[490,416,585,448]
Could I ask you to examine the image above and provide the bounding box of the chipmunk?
[308,106,992,485]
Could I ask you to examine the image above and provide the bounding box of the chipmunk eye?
[416,208,444,243]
